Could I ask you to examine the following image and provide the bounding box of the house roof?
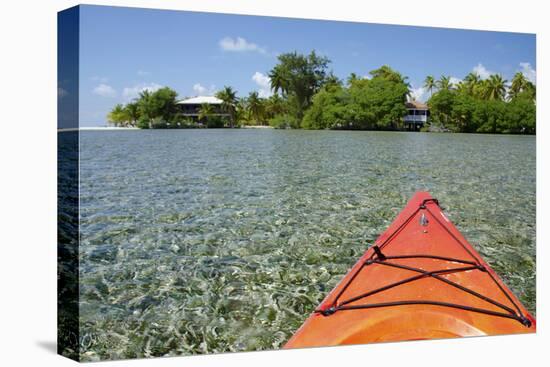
[176,96,223,105]
[406,100,429,110]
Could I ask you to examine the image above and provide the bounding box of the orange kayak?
[284,192,535,348]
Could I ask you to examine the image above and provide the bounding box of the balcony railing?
[404,115,427,122]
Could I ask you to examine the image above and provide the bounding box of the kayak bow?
[284,192,535,348]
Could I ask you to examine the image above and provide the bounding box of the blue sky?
[77,5,536,126]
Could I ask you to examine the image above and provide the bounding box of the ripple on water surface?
[76,129,535,360]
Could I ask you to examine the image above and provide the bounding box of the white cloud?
[409,86,427,102]
[192,83,216,96]
[93,83,117,98]
[252,72,272,98]
[472,63,494,80]
[193,83,207,95]
[519,62,536,84]
[137,70,150,77]
[122,82,163,100]
[219,37,267,54]
[450,76,462,86]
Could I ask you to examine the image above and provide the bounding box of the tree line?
[424,72,535,133]
[107,85,290,129]
[108,50,535,134]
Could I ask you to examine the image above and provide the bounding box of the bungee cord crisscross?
[315,198,532,327]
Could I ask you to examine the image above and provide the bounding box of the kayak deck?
[284,192,535,348]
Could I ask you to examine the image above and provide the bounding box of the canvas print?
[58,5,536,362]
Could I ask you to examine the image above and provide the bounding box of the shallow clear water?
[78,129,535,361]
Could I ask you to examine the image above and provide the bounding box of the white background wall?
[0,1,547,366]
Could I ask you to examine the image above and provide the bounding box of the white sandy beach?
[58,126,140,132]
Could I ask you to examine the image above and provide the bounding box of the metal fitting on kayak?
[420,213,429,226]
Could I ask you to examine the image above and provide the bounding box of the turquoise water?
[77,129,535,361]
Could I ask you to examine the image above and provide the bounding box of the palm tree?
[123,102,140,127]
[482,74,507,101]
[370,65,411,90]
[455,81,466,95]
[137,90,155,127]
[198,103,214,125]
[215,86,238,127]
[265,94,285,119]
[464,72,480,84]
[235,98,249,125]
[370,65,395,80]
[347,72,359,86]
[247,91,265,125]
[423,75,436,97]
[509,72,528,100]
[436,75,453,91]
[463,72,480,96]
[269,67,287,96]
[107,104,126,126]
[324,72,342,88]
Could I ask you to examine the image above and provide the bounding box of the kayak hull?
[284,192,535,348]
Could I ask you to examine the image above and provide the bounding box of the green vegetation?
[302,66,409,130]
[215,86,238,128]
[269,51,333,122]
[427,73,536,133]
[107,50,536,134]
[108,87,189,129]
